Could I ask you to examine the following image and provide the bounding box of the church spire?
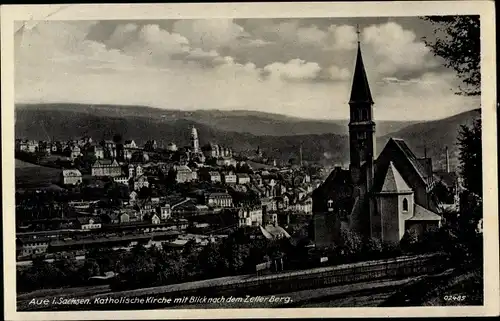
[349,28,374,105]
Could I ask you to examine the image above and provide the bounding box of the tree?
[421,16,480,96]
[457,118,482,196]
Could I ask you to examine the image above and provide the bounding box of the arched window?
[327,199,334,211]
[358,109,363,120]
[402,198,409,212]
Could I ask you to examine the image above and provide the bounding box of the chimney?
[299,144,303,167]
[445,146,450,173]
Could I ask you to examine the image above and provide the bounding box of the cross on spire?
[356,24,361,43]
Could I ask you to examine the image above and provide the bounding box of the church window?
[327,199,333,211]
[402,198,409,212]
[357,132,366,140]
[358,109,363,120]
[363,109,369,120]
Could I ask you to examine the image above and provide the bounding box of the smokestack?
[445,146,450,173]
[424,144,427,159]
[299,144,303,167]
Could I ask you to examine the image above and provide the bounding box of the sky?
[14,17,480,121]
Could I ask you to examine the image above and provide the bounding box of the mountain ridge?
[15,103,480,168]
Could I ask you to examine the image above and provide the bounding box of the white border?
[1,1,498,319]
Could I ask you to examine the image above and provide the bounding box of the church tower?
[348,29,376,195]
[191,126,200,153]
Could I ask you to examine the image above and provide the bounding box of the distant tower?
[191,126,200,153]
[445,146,450,173]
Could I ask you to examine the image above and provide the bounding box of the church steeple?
[348,25,376,192]
[349,37,373,105]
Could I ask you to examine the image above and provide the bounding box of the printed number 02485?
[444,295,466,301]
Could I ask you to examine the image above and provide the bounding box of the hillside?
[377,108,481,171]
[14,108,349,164]
[15,103,416,137]
[15,104,480,167]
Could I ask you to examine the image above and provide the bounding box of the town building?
[311,38,442,246]
[158,204,172,220]
[204,171,221,183]
[124,140,137,149]
[144,140,158,151]
[205,192,233,208]
[174,165,197,183]
[167,142,178,152]
[132,175,149,191]
[128,164,143,178]
[70,146,82,160]
[91,159,122,177]
[238,207,263,227]
[101,140,117,158]
[113,176,130,186]
[60,169,83,185]
[86,145,104,159]
[216,158,237,167]
[237,173,251,185]
[223,172,237,184]
[77,217,102,230]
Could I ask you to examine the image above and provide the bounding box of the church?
[311,36,442,246]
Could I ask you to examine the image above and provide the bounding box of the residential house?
[250,174,263,186]
[174,165,197,183]
[223,172,237,184]
[132,175,149,191]
[113,176,129,186]
[77,217,102,230]
[237,173,251,185]
[60,169,83,185]
[124,149,133,160]
[207,171,222,183]
[216,158,237,167]
[149,213,161,225]
[70,146,82,160]
[158,204,172,220]
[128,164,144,178]
[129,191,138,203]
[101,140,117,158]
[86,146,104,159]
[290,196,313,214]
[124,140,137,149]
[205,192,233,208]
[238,207,263,227]
[91,159,122,177]
[276,195,290,210]
[18,140,38,153]
[17,237,50,257]
[145,140,158,151]
[261,197,277,212]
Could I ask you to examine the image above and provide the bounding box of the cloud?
[263,59,322,81]
[362,22,438,75]
[326,65,351,81]
[14,19,478,121]
[326,25,358,50]
[172,19,246,50]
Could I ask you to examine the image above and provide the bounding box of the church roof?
[390,138,432,182]
[408,204,442,221]
[379,161,413,194]
[349,43,374,104]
